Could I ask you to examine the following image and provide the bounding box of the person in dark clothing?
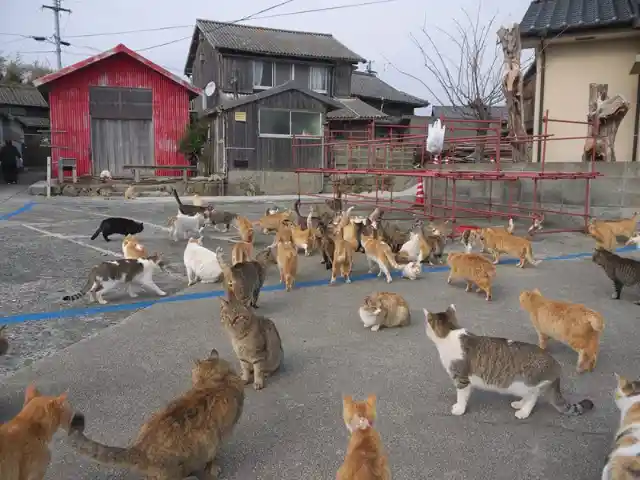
[0,140,21,184]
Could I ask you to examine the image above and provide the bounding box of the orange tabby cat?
[337,394,391,480]
[587,221,617,252]
[338,207,360,252]
[122,234,148,260]
[476,228,540,268]
[290,223,314,256]
[255,210,294,234]
[361,227,401,283]
[0,385,81,480]
[446,252,496,301]
[331,226,354,285]
[231,241,253,265]
[519,289,604,373]
[276,238,298,291]
[592,212,639,241]
[234,215,254,243]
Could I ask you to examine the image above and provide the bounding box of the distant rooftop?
[351,71,429,107]
[0,84,48,108]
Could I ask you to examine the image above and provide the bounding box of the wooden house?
[33,43,201,178]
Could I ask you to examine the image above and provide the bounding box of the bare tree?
[389,5,504,161]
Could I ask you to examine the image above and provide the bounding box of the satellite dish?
[204,81,217,97]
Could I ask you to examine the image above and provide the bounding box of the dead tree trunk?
[583,83,630,162]
[497,23,529,163]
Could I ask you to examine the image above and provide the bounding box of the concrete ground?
[1,190,639,479]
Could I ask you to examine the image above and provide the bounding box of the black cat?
[90,217,143,242]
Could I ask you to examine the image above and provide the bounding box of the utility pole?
[42,0,71,69]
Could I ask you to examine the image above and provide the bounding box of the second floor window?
[309,66,328,93]
[253,61,274,89]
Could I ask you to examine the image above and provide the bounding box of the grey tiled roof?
[205,81,343,115]
[520,0,640,38]
[15,116,50,128]
[351,71,429,107]
[431,105,508,120]
[195,19,366,63]
[0,84,48,108]
[326,97,389,120]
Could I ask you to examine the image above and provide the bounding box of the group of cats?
[6,193,640,479]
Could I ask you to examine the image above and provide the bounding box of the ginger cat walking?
[337,394,391,480]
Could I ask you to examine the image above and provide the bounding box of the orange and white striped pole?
[415,178,424,205]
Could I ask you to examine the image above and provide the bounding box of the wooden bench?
[123,164,197,183]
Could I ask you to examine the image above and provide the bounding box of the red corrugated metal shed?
[34,44,201,177]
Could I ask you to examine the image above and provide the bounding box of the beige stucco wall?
[538,37,640,163]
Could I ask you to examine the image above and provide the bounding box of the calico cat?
[397,227,444,265]
[588,222,617,252]
[231,241,253,266]
[446,252,496,301]
[331,226,354,285]
[90,217,143,242]
[601,373,640,480]
[63,256,167,304]
[475,227,541,268]
[172,188,212,215]
[68,349,244,479]
[183,237,223,286]
[276,238,298,291]
[336,394,391,480]
[423,305,594,419]
[401,261,422,280]
[0,325,8,356]
[170,212,206,242]
[219,297,283,390]
[218,247,275,308]
[358,292,410,331]
[0,385,82,480]
[121,234,148,260]
[519,289,604,373]
[592,248,640,303]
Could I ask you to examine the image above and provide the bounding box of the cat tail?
[525,245,541,266]
[172,188,184,207]
[384,248,402,270]
[90,222,103,240]
[68,429,154,473]
[62,275,93,301]
[546,378,594,416]
[587,312,605,332]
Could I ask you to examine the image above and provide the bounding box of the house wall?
[47,53,192,176]
[219,89,329,173]
[539,37,640,162]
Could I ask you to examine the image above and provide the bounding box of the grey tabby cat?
[63,256,167,304]
[424,304,594,419]
[592,248,640,303]
[219,296,283,390]
[208,209,238,232]
[218,247,275,309]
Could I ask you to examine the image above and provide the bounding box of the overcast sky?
[1,0,532,114]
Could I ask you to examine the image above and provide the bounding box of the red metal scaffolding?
[292,110,603,236]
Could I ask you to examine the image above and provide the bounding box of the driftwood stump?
[583,83,630,162]
[497,23,530,163]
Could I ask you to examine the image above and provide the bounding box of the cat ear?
[366,394,377,411]
[342,395,353,407]
[533,288,541,295]
[615,373,630,389]
[56,391,68,404]
[422,308,430,318]
[447,304,456,313]
[208,348,219,360]
[24,384,39,404]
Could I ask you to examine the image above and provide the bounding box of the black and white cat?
[63,256,166,304]
[90,217,143,242]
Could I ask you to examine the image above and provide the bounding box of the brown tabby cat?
[475,227,541,268]
[519,289,604,373]
[424,305,594,419]
[358,292,410,331]
[218,247,275,308]
[317,221,336,270]
[337,395,391,480]
[0,385,81,480]
[68,349,244,479]
[276,238,298,291]
[602,374,640,479]
[446,252,496,301]
[219,297,283,390]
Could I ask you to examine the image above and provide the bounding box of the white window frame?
[308,66,329,94]
[253,60,275,90]
[258,108,323,138]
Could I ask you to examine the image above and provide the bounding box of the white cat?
[183,237,223,286]
[170,212,206,242]
[399,231,421,261]
[401,261,422,280]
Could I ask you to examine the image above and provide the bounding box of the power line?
[3,0,399,41]
[40,0,72,69]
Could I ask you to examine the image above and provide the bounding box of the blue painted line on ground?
[1,244,637,325]
[0,201,35,221]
